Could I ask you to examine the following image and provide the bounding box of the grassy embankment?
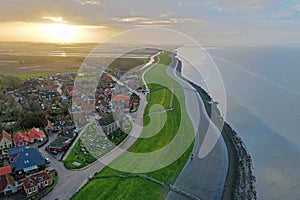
[71,52,194,200]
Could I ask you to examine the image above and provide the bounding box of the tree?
[20,109,46,129]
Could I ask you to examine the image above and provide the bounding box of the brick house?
[0,131,13,152]
[27,128,46,143]
[14,132,30,147]
[22,171,53,197]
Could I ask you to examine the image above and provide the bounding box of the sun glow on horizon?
[40,23,78,43]
[0,21,118,43]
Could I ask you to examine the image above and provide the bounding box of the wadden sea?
[178,46,300,200]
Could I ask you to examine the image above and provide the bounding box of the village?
[0,68,142,199]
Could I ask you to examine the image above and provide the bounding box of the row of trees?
[0,75,22,89]
[0,91,47,132]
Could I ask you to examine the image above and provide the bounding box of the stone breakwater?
[188,81,257,200]
[175,58,257,199]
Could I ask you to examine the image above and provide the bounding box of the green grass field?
[10,67,79,80]
[71,52,194,200]
[63,138,97,169]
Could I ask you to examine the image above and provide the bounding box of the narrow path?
[144,107,174,116]
[141,53,160,91]
[170,86,174,108]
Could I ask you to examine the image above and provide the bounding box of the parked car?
[51,151,58,155]
[45,158,51,164]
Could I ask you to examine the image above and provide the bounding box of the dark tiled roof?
[12,148,45,172]
[8,146,27,156]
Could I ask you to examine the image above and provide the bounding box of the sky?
[0,0,300,45]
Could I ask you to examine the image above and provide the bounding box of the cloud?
[112,16,203,27]
[74,0,101,6]
[42,17,68,23]
[295,4,300,11]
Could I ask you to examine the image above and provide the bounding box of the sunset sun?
[40,23,78,43]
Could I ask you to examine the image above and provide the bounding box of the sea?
[179,45,300,200]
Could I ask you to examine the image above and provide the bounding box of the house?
[0,164,15,196]
[22,176,38,197]
[113,94,130,104]
[47,136,68,152]
[99,115,119,135]
[0,131,13,152]
[47,128,76,152]
[0,174,17,196]
[11,147,46,174]
[32,171,53,189]
[22,171,53,197]
[14,132,30,147]
[44,120,54,133]
[28,128,46,143]
[113,94,130,112]
[0,166,12,176]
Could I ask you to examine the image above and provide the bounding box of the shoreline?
[176,59,257,199]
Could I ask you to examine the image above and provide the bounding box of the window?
[45,180,48,186]
[28,188,32,194]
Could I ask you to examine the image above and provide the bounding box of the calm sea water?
[180,46,300,199]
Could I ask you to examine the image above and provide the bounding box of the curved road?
[166,54,228,200]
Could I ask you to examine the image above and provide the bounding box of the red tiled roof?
[28,128,46,141]
[23,177,37,189]
[66,85,74,91]
[102,75,113,82]
[23,171,51,189]
[44,121,54,130]
[14,132,30,147]
[0,131,12,143]
[32,171,51,182]
[44,85,58,89]
[0,174,15,192]
[113,95,130,101]
[0,166,12,176]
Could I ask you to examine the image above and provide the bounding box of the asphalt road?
[166,54,228,200]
